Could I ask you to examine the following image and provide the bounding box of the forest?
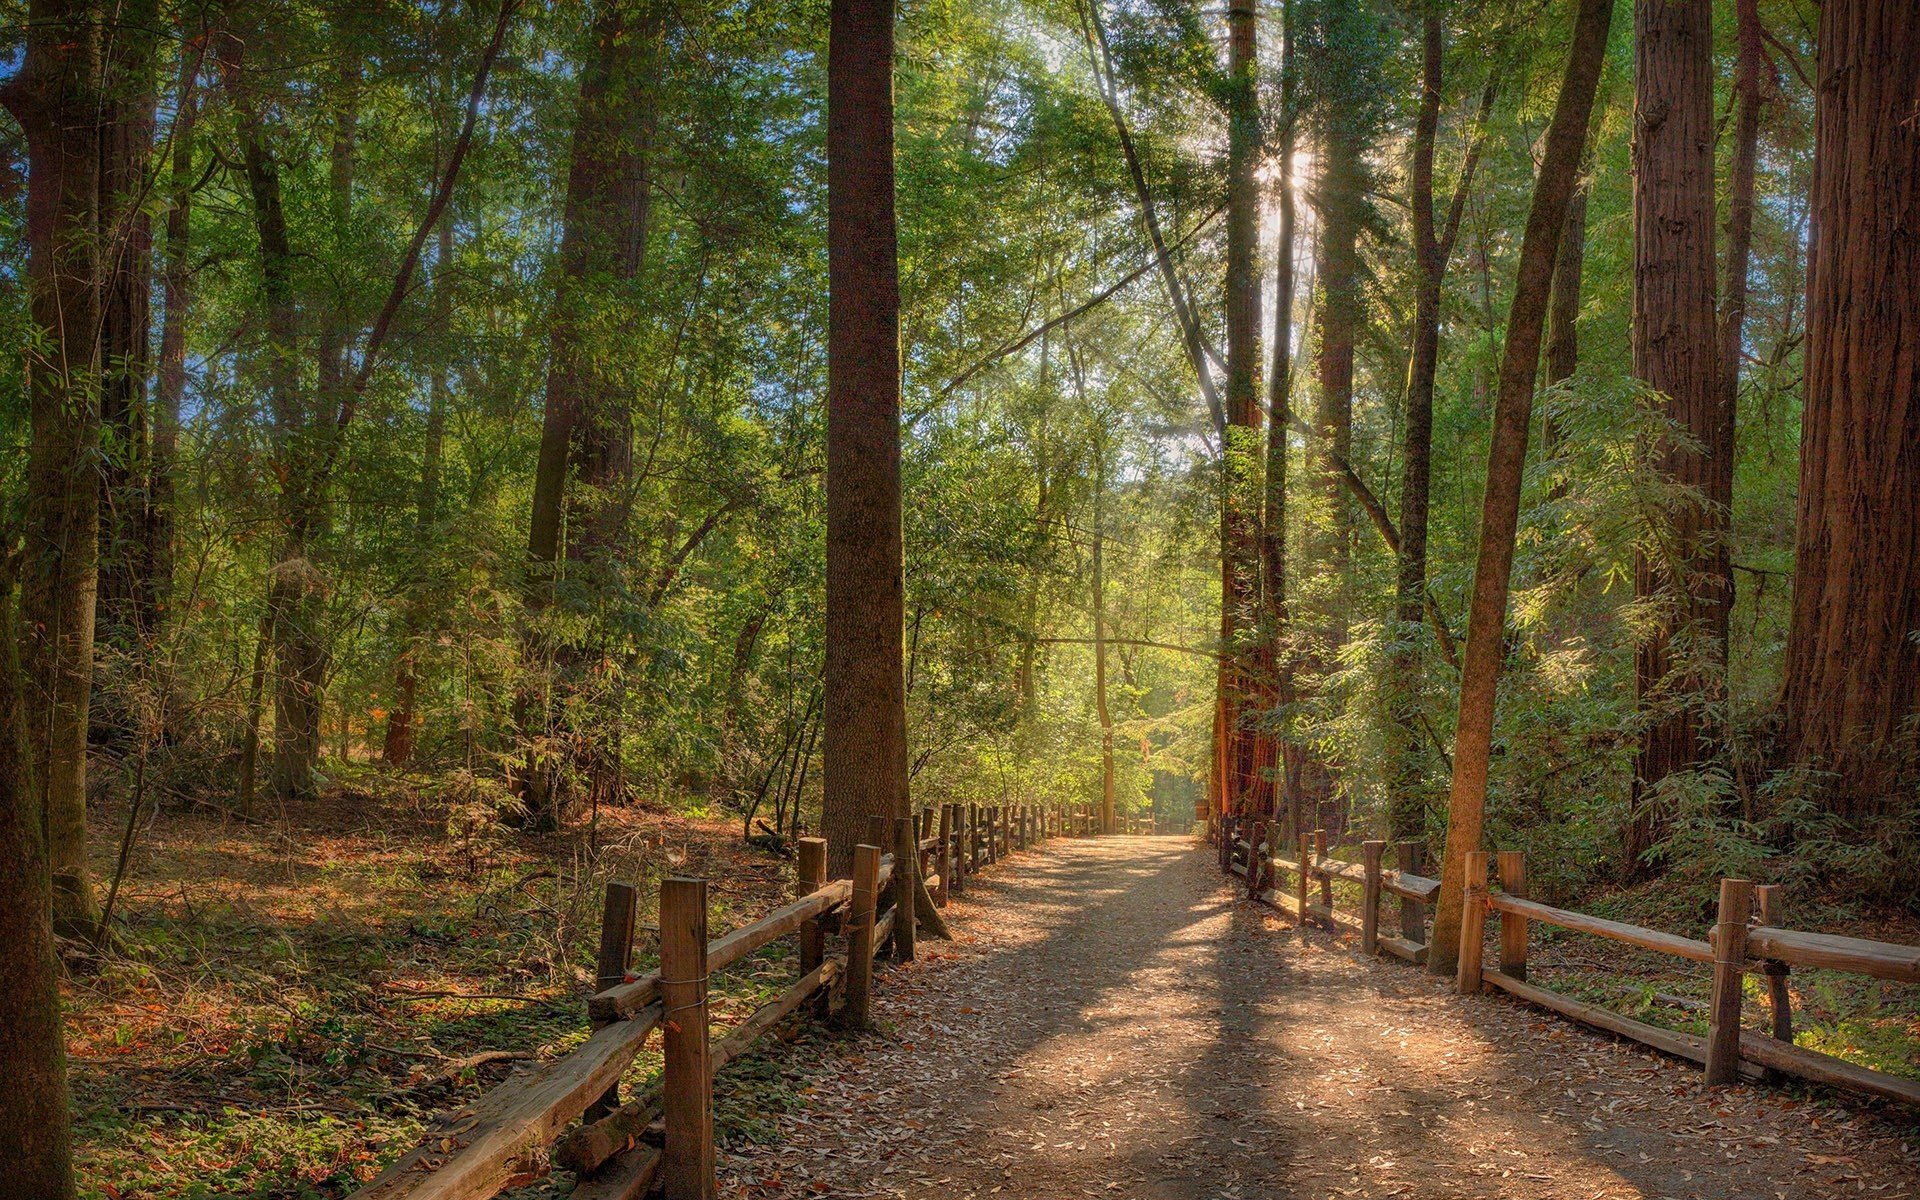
[0,0,1915,1194]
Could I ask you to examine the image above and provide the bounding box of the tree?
[4,0,106,933]
[822,0,909,875]
[520,0,664,826]
[1781,0,1920,817]
[1390,7,1495,840]
[1259,0,1299,841]
[1429,0,1613,974]
[0,569,77,1197]
[1219,0,1267,821]
[1627,0,1725,869]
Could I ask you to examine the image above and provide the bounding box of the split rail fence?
[349,800,1115,1200]
[1213,815,1920,1110]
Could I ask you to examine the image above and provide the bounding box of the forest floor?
[62,774,815,1199]
[724,836,1920,1200]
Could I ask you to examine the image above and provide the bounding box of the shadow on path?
[722,838,1918,1199]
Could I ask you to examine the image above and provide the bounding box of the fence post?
[1295,832,1311,928]
[1753,884,1792,1041]
[1314,829,1332,913]
[797,838,827,975]
[587,882,638,1121]
[660,877,714,1200]
[1706,877,1754,1085]
[1455,851,1488,995]
[1397,840,1425,942]
[892,817,918,962]
[1497,850,1528,980]
[1361,841,1384,956]
[840,844,880,1030]
[936,805,952,906]
[967,803,979,871]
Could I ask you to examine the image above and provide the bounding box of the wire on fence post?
[586,882,638,1121]
[840,844,880,1031]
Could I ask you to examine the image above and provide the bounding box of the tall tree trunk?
[0,568,77,1197]
[150,24,205,694]
[382,213,454,767]
[1542,183,1587,451]
[821,0,908,876]
[1716,0,1765,501]
[1219,0,1266,821]
[1093,436,1116,834]
[1314,110,1362,661]
[1781,0,1920,816]
[7,0,105,934]
[1627,0,1724,870]
[1429,0,1612,974]
[520,0,661,827]
[95,0,160,688]
[1259,0,1297,838]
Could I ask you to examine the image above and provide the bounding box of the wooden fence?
[1212,816,1920,1109]
[349,800,1120,1200]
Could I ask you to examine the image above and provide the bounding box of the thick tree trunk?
[0,572,77,1196]
[1257,0,1297,835]
[8,0,105,934]
[822,0,908,876]
[1429,0,1612,974]
[1628,0,1725,870]
[95,0,160,680]
[1782,0,1920,816]
[1313,120,1359,653]
[1219,0,1266,821]
[520,0,661,826]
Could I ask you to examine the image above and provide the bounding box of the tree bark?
[1781,0,1920,816]
[519,0,661,827]
[8,0,105,934]
[1092,435,1116,834]
[1542,183,1587,451]
[1429,0,1612,974]
[0,569,78,1196]
[95,0,160,680]
[1628,0,1725,870]
[1219,0,1267,821]
[1258,0,1297,837]
[822,0,908,876]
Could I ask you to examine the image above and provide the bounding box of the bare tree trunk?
[1092,435,1116,834]
[0,567,77,1196]
[1219,0,1266,822]
[822,0,908,876]
[1258,0,1297,834]
[1429,0,1612,974]
[7,0,105,934]
[1390,14,1494,841]
[1782,0,1920,817]
[95,0,160,695]
[1628,0,1724,870]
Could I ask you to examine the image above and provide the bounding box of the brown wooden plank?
[1378,935,1428,965]
[1480,970,1764,1081]
[1744,926,1920,984]
[1489,893,1713,963]
[569,1145,662,1200]
[348,1005,662,1200]
[1736,1031,1920,1107]
[1383,870,1440,902]
[711,960,839,1073]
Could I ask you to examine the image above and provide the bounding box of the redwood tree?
[1627,0,1725,869]
[5,0,105,933]
[822,0,909,875]
[1781,0,1920,817]
[1429,0,1613,974]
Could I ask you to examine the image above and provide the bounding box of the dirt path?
[723,837,1918,1199]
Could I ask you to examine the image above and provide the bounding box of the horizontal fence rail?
[351,800,1160,1200]
[1210,815,1919,1111]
